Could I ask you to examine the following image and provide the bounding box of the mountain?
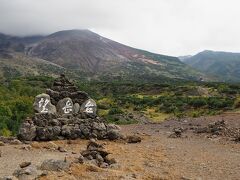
[0,29,204,82]
[0,33,64,79]
[181,50,240,82]
[0,52,64,79]
[178,55,192,61]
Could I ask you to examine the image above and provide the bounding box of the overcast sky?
[0,0,240,56]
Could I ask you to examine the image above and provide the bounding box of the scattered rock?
[13,165,39,180]
[99,162,108,168]
[0,176,18,180]
[19,162,31,168]
[0,141,5,146]
[126,135,142,143]
[40,159,70,171]
[107,129,121,140]
[58,146,67,152]
[234,136,240,142]
[194,127,208,134]
[0,136,16,144]
[39,170,48,177]
[169,127,184,138]
[9,139,22,145]
[105,154,117,165]
[20,145,32,151]
[80,140,117,168]
[208,120,226,135]
[78,154,85,164]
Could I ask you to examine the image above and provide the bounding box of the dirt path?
[0,113,240,179]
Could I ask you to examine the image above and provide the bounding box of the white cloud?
[0,0,240,56]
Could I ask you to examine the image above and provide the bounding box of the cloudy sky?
[0,0,239,56]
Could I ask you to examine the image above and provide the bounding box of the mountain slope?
[0,30,204,82]
[182,50,240,82]
[25,29,203,81]
[0,52,65,79]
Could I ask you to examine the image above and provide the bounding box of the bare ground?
[0,113,240,180]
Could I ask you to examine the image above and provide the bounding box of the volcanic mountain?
[0,29,203,82]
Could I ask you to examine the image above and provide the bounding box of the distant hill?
[0,30,204,82]
[178,55,192,61]
[181,50,240,82]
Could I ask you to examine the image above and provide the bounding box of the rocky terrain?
[0,112,239,180]
[0,75,239,180]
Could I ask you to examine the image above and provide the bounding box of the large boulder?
[80,99,97,117]
[56,98,73,115]
[33,93,56,114]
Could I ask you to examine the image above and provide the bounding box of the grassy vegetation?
[0,76,239,136]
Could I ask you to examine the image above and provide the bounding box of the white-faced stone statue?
[80,99,97,116]
[33,93,56,114]
[57,98,74,115]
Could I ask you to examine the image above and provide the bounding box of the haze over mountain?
[181,50,240,82]
[0,29,203,82]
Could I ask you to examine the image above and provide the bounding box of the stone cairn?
[18,74,121,141]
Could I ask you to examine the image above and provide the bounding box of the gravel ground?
[0,113,240,179]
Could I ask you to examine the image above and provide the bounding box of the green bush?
[108,107,123,115]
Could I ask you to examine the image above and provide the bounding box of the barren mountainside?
[0,30,203,81]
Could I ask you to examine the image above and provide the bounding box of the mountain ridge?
[181,50,240,82]
[0,29,205,82]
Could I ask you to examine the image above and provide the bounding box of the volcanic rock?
[19,162,31,168]
[56,97,74,115]
[33,93,56,114]
[126,135,142,143]
[18,119,36,141]
[40,159,70,171]
[80,140,116,167]
[80,99,97,117]
[13,165,39,180]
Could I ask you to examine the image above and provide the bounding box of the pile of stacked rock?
[79,139,117,168]
[18,74,121,141]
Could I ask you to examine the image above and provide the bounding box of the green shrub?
[108,107,123,115]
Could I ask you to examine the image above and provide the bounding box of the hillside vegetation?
[182,50,240,82]
[0,76,239,136]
